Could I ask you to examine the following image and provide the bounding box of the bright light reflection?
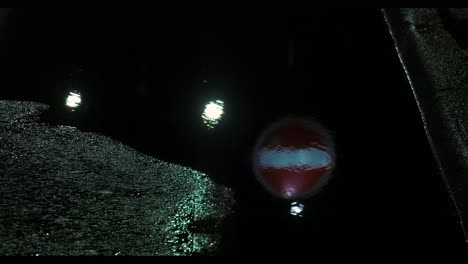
[202,100,224,129]
[65,91,82,110]
[290,202,304,217]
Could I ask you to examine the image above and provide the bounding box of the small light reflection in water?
[65,91,82,111]
[290,202,304,217]
[202,100,224,129]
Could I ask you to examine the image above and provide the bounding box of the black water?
[0,8,466,256]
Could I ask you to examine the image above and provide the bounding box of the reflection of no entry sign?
[253,118,336,200]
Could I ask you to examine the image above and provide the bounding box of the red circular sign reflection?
[253,118,335,200]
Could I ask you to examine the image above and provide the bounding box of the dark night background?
[0,7,467,256]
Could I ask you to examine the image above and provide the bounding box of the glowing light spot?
[290,202,304,217]
[65,91,82,110]
[202,100,224,129]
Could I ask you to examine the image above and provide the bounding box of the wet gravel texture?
[0,100,234,256]
[384,8,468,241]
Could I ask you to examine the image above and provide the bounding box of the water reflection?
[65,91,81,110]
[257,147,332,170]
[253,118,335,200]
[202,100,224,129]
[290,202,304,217]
